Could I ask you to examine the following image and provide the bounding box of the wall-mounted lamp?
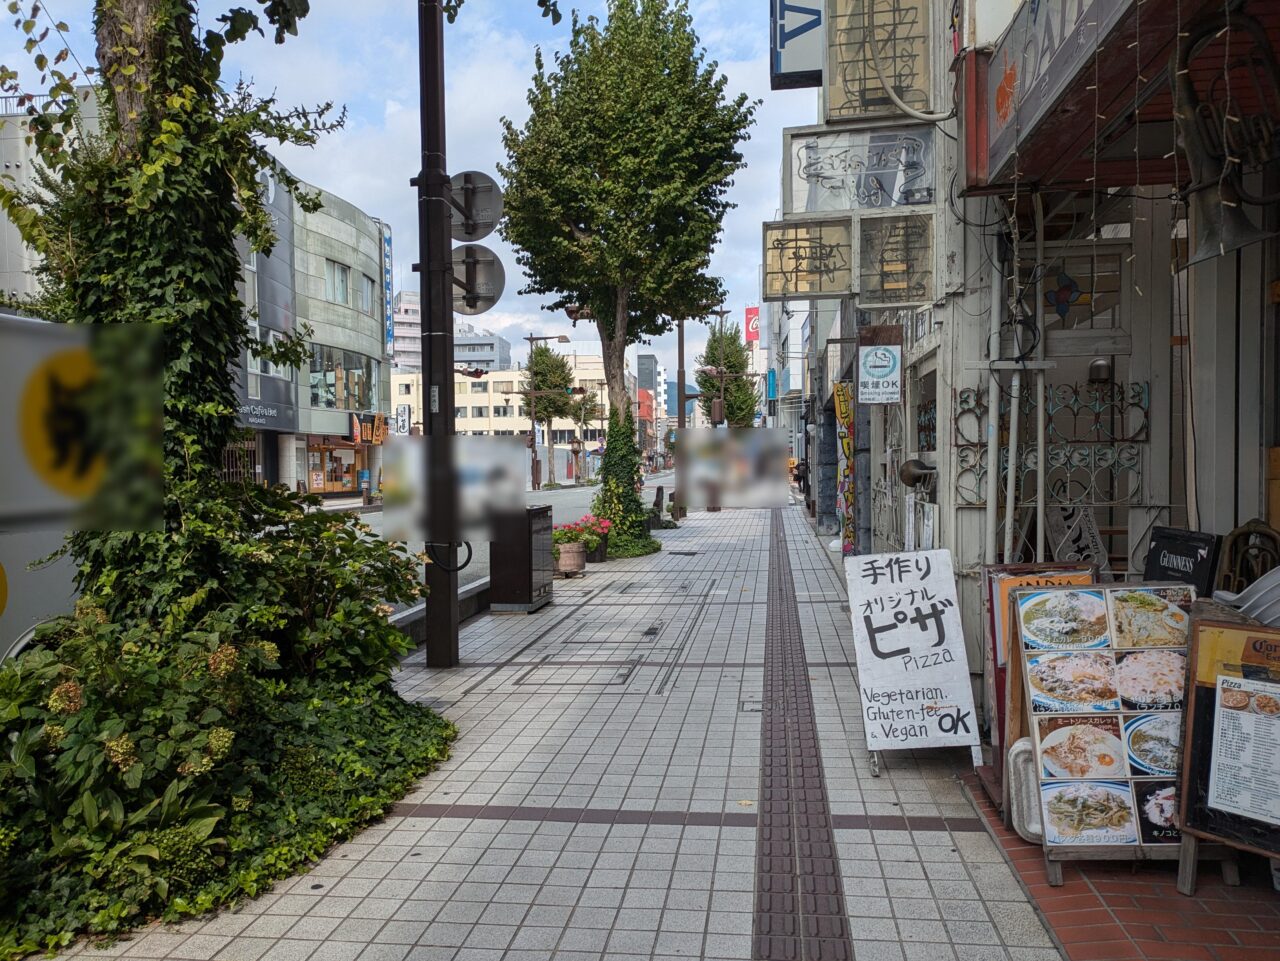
[899,459,936,489]
[1088,357,1112,384]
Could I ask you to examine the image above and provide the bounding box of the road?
[361,470,675,590]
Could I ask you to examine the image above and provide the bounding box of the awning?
[961,0,1280,193]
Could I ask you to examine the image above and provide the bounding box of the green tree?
[498,0,756,416]
[522,343,574,485]
[696,323,757,427]
[570,389,602,481]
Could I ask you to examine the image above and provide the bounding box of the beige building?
[392,351,616,446]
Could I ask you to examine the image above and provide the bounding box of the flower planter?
[554,541,587,576]
[586,535,608,564]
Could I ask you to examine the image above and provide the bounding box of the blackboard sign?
[1179,611,1280,859]
[1144,527,1221,596]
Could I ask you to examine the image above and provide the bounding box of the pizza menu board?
[979,565,1094,803]
[1179,616,1280,858]
[1014,584,1195,848]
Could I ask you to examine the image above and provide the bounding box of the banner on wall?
[833,382,857,556]
[745,306,760,344]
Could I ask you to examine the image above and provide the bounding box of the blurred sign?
[770,0,824,90]
[0,528,77,662]
[395,404,413,436]
[745,306,760,343]
[675,428,789,509]
[2,316,99,521]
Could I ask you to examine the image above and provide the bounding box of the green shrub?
[607,534,662,558]
[73,480,423,684]
[0,620,455,957]
[592,409,649,540]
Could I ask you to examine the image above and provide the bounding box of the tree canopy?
[696,323,757,428]
[498,0,756,415]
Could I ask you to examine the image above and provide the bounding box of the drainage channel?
[753,508,854,961]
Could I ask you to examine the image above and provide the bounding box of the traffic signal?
[565,387,587,395]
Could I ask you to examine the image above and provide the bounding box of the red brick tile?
[1157,927,1241,946]
[1232,931,1280,948]
[1057,924,1131,945]
[1130,941,1215,961]
[1044,908,1121,928]
[1208,947,1280,961]
[1064,939,1144,961]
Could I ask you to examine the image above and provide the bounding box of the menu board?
[847,550,980,752]
[979,564,1094,805]
[1015,583,1195,849]
[1179,616,1280,858]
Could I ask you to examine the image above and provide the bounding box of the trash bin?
[490,505,553,613]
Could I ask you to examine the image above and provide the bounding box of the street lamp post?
[416,0,459,666]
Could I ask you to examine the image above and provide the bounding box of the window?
[495,430,515,436]
[324,260,350,305]
[455,408,466,419]
[309,345,377,411]
[360,274,377,315]
[518,406,528,418]
[471,407,488,418]
[493,405,514,418]
[470,381,488,393]
[246,320,261,400]
[398,383,412,396]
[494,381,514,393]
[552,430,576,444]
[455,382,467,395]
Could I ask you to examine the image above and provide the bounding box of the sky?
[13,0,817,376]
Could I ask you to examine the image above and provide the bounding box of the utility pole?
[415,0,459,667]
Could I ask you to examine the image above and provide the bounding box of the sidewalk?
[81,506,1063,961]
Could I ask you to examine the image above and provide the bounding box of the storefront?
[304,412,386,496]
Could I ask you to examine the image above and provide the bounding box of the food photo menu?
[1014,584,1195,848]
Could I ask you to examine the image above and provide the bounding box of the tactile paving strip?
[753,509,854,961]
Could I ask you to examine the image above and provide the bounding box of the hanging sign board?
[857,325,903,404]
[770,0,824,90]
[846,550,980,752]
[1142,527,1221,597]
[1013,584,1195,852]
[1179,616,1280,859]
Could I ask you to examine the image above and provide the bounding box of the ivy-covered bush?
[592,409,661,557]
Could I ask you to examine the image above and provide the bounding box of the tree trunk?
[547,429,557,485]
[96,0,167,149]
[599,287,631,418]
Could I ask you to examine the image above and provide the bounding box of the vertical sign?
[381,224,395,357]
[745,306,760,344]
[833,382,857,556]
[846,550,980,751]
[770,0,824,90]
[857,326,904,404]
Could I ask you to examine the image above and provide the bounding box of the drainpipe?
[1034,193,1047,562]
[985,254,1004,564]
[1002,369,1022,562]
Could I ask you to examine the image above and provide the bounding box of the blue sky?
[9,0,817,374]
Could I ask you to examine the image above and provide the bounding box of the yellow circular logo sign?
[19,346,104,499]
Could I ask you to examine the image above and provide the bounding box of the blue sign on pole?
[381,225,394,356]
[767,368,778,401]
